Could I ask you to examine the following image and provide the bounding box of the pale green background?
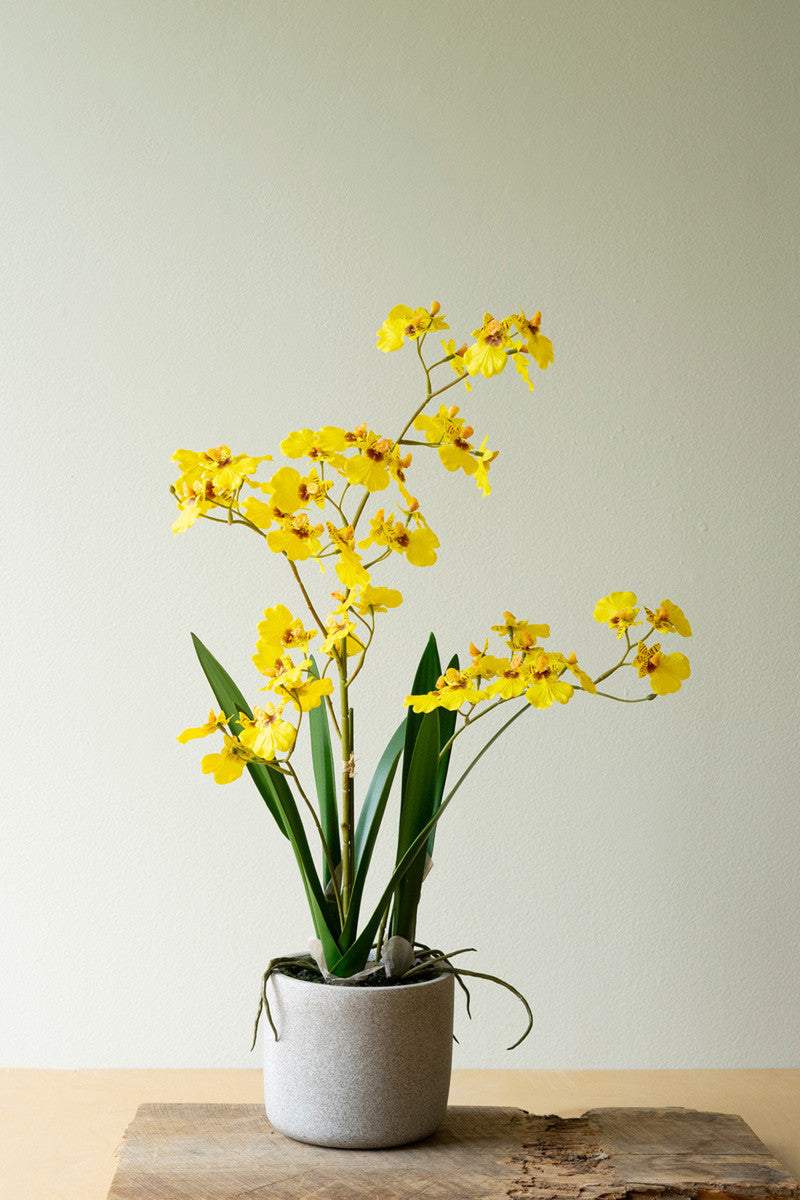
[3,1,799,1067]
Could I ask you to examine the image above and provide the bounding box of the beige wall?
[3,1,799,1067]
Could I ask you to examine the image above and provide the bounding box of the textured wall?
[3,1,799,1067]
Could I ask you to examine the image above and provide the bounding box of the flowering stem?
[324,693,341,741]
[438,697,510,759]
[363,549,393,571]
[339,659,354,914]
[325,493,350,525]
[287,560,328,640]
[591,689,657,703]
[347,618,375,687]
[592,630,634,684]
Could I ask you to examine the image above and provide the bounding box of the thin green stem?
[338,659,354,914]
[590,689,657,703]
[288,559,328,639]
[592,629,634,684]
[437,697,511,759]
[363,549,393,570]
[324,692,342,741]
[347,617,375,687]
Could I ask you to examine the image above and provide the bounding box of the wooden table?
[2,1069,798,1200]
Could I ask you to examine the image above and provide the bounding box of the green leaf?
[329,704,533,978]
[336,721,404,953]
[190,632,288,837]
[307,657,340,889]
[391,708,441,943]
[354,721,405,869]
[190,633,341,966]
[401,633,441,795]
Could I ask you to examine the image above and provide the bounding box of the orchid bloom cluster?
[171,303,554,785]
[171,301,691,936]
[406,594,691,726]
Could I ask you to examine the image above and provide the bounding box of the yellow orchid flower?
[355,585,403,614]
[325,523,371,589]
[467,644,509,680]
[320,615,364,657]
[172,446,270,494]
[252,645,298,679]
[201,734,256,784]
[262,466,333,514]
[414,404,466,445]
[344,430,396,492]
[511,346,535,392]
[172,478,215,534]
[562,651,597,694]
[473,436,499,497]
[376,303,449,352]
[280,427,348,474]
[405,667,486,714]
[490,612,550,652]
[238,705,296,760]
[485,655,529,700]
[524,652,574,709]
[512,310,554,371]
[403,520,440,567]
[593,592,642,638]
[277,675,335,713]
[257,605,317,653]
[267,514,324,561]
[240,496,275,529]
[463,314,513,378]
[176,709,230,743]
[440,338,472,390]
[415,406,482,481]
[633,642,691,695]
[644,599,692,638]
[358,509,440,568]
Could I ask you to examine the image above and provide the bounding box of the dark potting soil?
[277,964,443,988]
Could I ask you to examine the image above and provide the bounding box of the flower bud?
[429,301,440,315]
[456,343,468,358]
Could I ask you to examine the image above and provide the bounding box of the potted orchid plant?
[170,301,692,1148]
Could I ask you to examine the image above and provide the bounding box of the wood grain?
[106,1104,799,1200]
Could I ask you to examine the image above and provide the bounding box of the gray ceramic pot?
[263,969,454,1148]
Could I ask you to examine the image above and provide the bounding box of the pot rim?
[270,967,452,994]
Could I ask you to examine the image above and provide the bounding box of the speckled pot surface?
[263,970,454,1149]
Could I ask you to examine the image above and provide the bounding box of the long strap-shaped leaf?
[336,722,405,953]
[401,633,441,794]
[391,708,440,943]
[328,703,532,978]
[306,657,340,890]
[191,633,289,837]
[391,636,451,943]
[354,720,405,870]
[190,634,341,966]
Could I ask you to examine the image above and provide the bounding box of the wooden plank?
[106,1104,799,1200]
